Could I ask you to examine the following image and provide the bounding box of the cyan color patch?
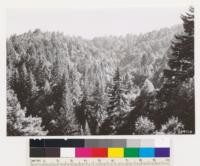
[139,148,155,157]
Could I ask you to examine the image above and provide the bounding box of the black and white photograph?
[6,6,194,136]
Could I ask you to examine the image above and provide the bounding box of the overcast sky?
[7,6,188,39]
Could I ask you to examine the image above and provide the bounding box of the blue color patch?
[139,148,155,157]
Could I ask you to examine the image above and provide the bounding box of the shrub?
[159,116,185,134]
[134,116,155,134]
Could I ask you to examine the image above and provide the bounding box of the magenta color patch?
[75,148,92,157]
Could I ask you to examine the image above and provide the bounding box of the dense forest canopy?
[7,7,194,135]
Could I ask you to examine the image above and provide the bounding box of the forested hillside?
[7,8,194,136]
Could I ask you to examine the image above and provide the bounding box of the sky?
[7,6,188,39]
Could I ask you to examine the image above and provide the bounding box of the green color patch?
[124,148,139,157]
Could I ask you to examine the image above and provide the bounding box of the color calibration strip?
[30,147,170,158]
[30,139,170,158]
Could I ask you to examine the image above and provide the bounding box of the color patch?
[126,139,141,147]
[108,148,124,158]
[85,139,99,147]
[140,139,154,147]
[139,148,155,157]
[64,139,85,147]
[45,148,60,157]
[155,139,170,148]
[111,140,126,147]
[60,148,75,158]
[124,148,139,157]
[30,148,45,157]
[92,148,107,157]
[97,140,113,148]
[76,148,92,157]
[30,139,45,147]
[155,148,170,157]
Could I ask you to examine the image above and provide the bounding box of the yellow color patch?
[108,148,124,158]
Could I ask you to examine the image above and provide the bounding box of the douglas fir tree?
[161,7,194,132]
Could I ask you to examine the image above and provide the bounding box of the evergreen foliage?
[100,68,129,134]
[160,7,194,132]
[7,89,47,136]
[6,8,194,135]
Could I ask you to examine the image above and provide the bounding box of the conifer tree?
[75,88,91,135]
[162,7,194,97]
[50,74,80,135]
[87,81,105,134]
[160,7,194,132]
[100,68,129,134]
[10,62,38,112]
